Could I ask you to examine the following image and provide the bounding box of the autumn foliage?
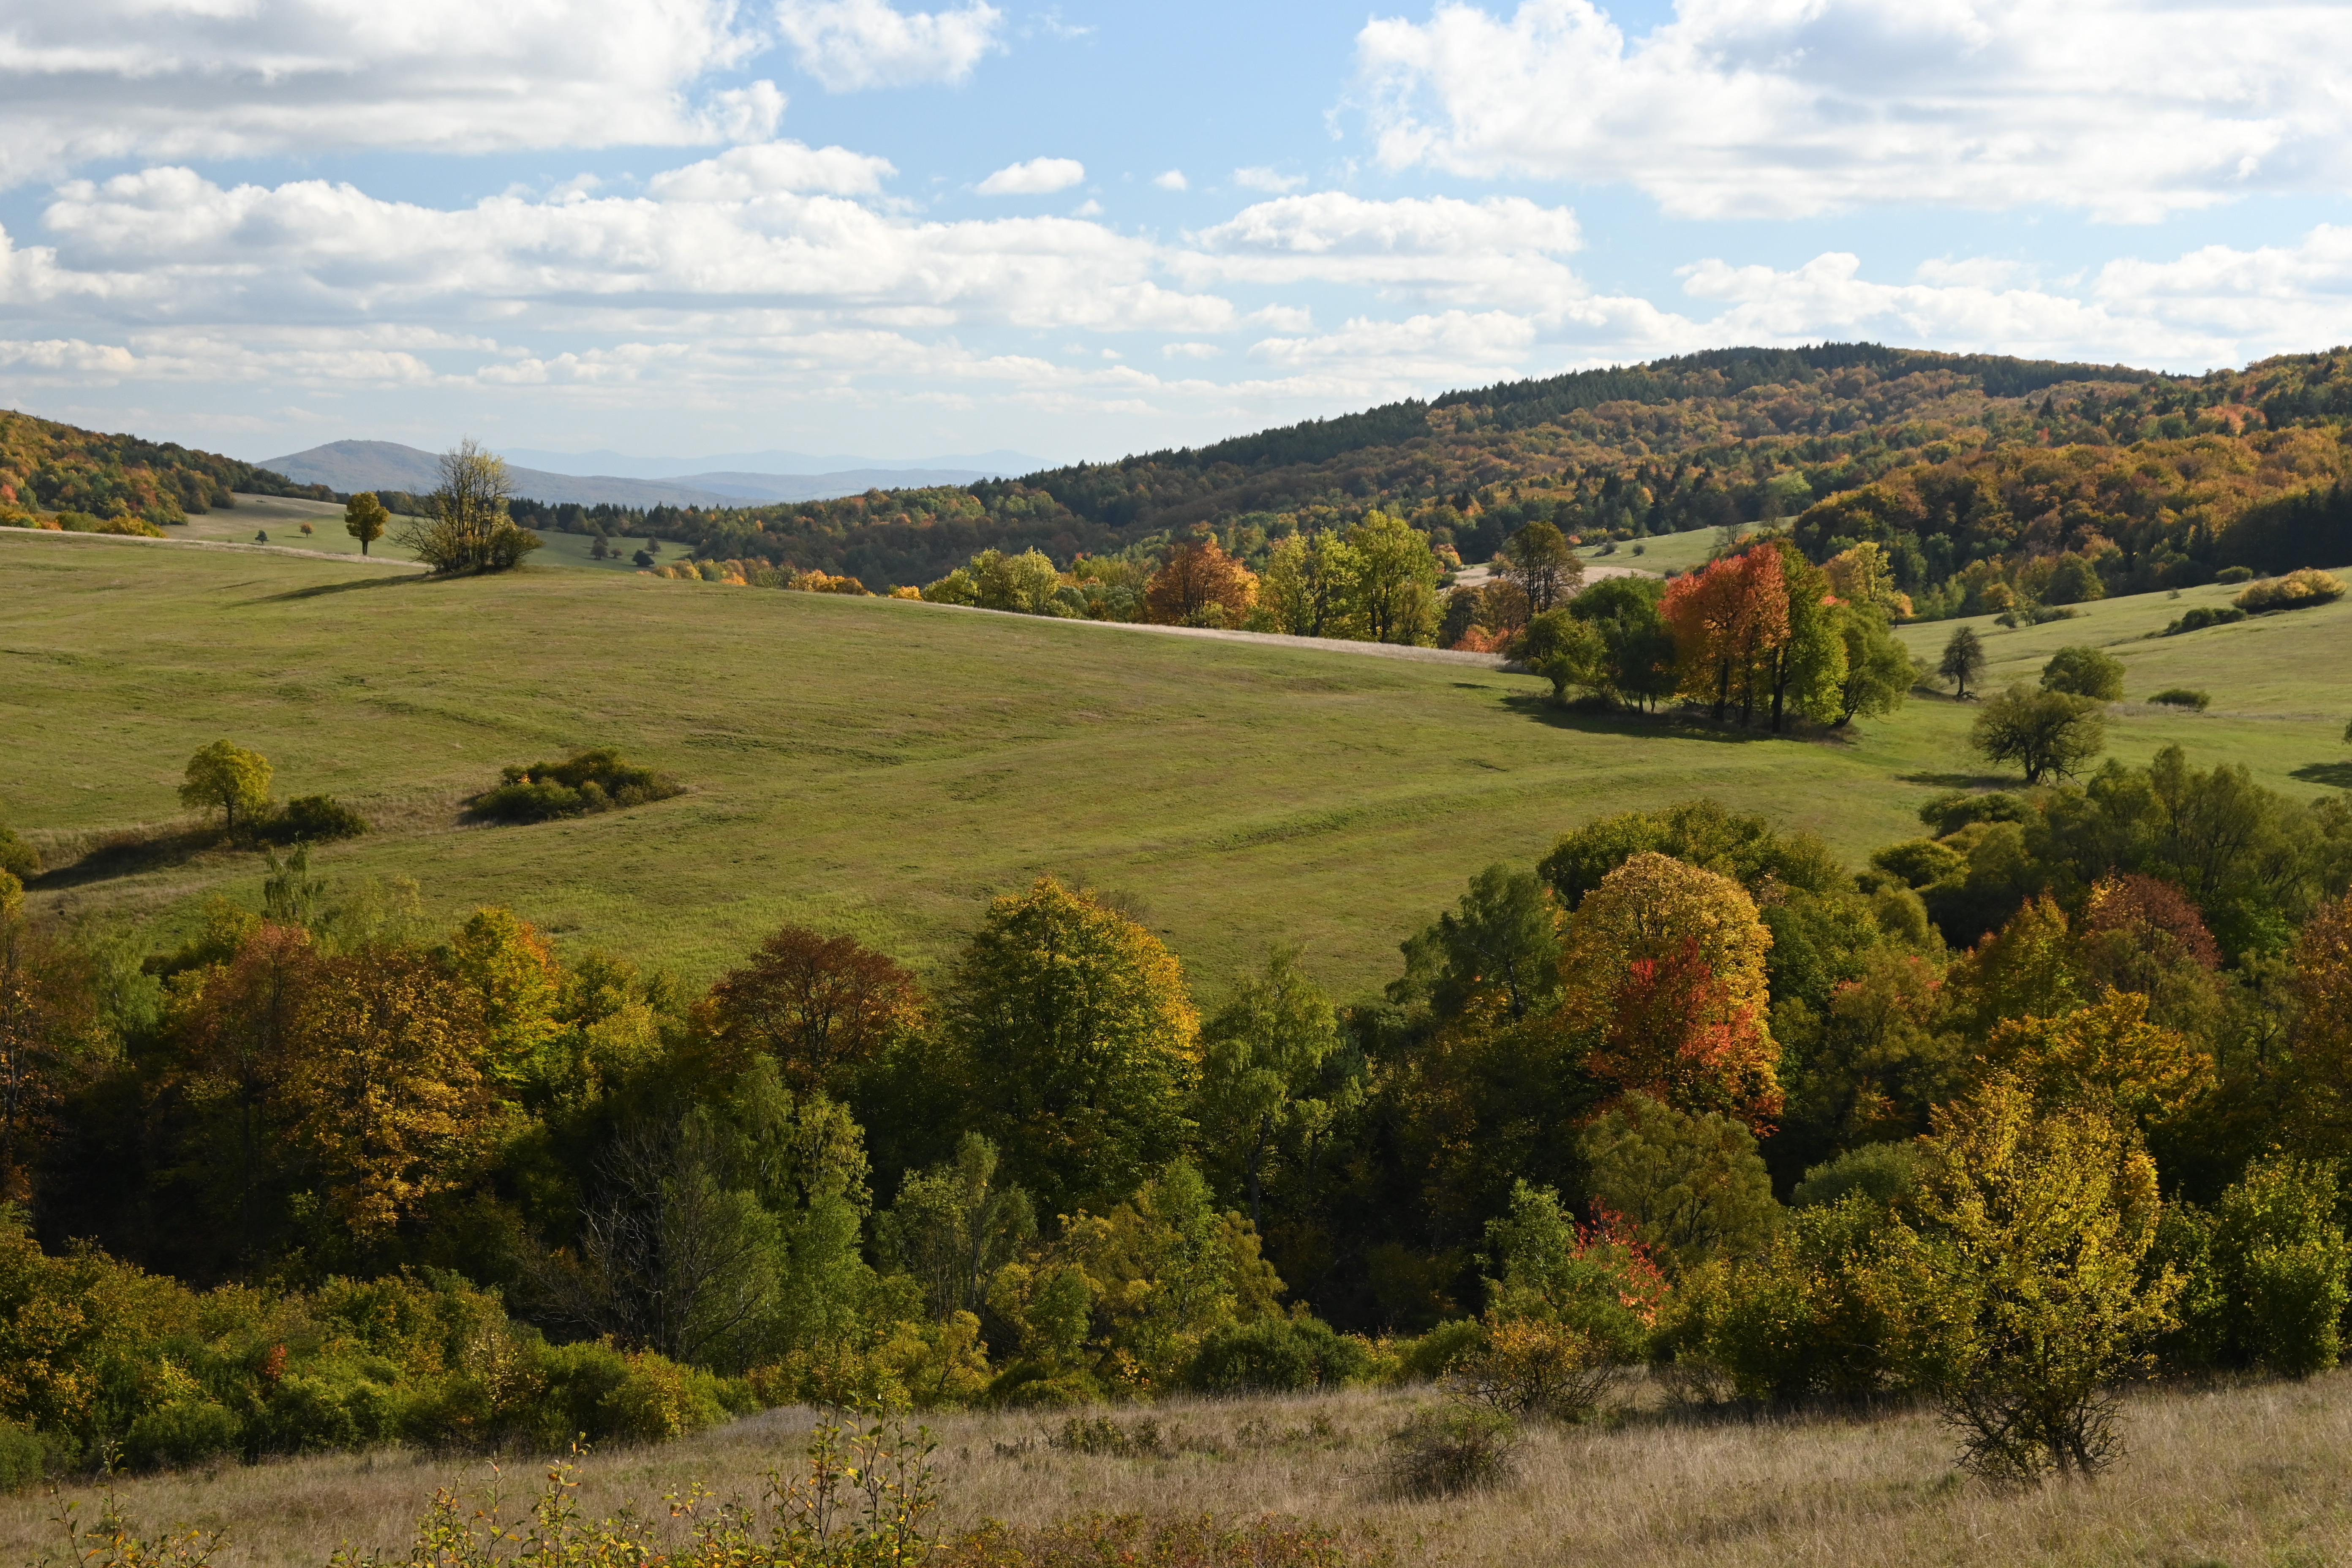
[1144,541,1257,626]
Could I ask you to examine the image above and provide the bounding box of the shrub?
[1378,1407,1519,1500]
[594,1351,738,1444]
[1870,838,1966,890]
[255,794,369,844]
[1388,1318,1486,1383]
[1448,1317,1620,1423]
[1917,790,2031,837]
[1186,1316,1369,1394]
[2235,568,2347,614]
[254,1368,393,1455]
[2215,565,2255,584]
[122,1399,243,1471]
[2039,645,2125,702]
[2210,1157,2351,1378]
[2148,687,2211,710]
[468,750,683,823]
[0,826,37,881]
[0,1423,49,1492]
[1792,1141,1924,1209]
[2162,604,2247,635]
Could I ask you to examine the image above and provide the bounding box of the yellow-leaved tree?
[448,907,561,1093]
[283,949,504,1247]
[1977,988,2215,1135]
[1871,1077,2178,1486]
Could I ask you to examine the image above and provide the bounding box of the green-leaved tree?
[1194,948,1350,1226]
[944,877,1199,1217]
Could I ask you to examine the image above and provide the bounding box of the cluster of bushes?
[2163,604,2246,635]
[468,749,685,823]
[2236,567,2347,613]
[0,1219,752,1483]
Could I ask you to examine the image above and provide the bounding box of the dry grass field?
[11,1375,2349,1568]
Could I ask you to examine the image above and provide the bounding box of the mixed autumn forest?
[8,340,2352,1566]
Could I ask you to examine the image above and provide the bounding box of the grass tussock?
[13,1375,2352,1568]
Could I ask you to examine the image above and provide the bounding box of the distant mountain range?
[261,440,1043,508]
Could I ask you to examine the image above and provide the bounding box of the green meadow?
[5,529,2347,996]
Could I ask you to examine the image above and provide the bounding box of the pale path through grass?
[6,1376,2347,1568]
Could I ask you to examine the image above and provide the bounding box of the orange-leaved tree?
[703,924,925,1096]
[0,887,95,1203]
[2287,890,2352,1155]
[168,920,318,1260]
[1663,547,1791,724]
[1144,541,1256,627]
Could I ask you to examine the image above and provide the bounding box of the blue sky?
[3,0,2350,467]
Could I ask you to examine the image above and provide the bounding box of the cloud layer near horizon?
[6,0,2352,455]
[9,144,2352,437]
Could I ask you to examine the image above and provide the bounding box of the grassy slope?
[5,1375,2347,1568]
[170,494,675,574]
[1576,522,1733,575]
[5,532,2347,996]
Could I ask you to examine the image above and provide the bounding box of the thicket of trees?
[0,410,324,530]
[484,347,2352,618]
[4,730,2352,1483]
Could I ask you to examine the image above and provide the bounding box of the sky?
[5,0,2352,467]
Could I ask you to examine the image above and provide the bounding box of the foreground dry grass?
[8,1375,2350,1568]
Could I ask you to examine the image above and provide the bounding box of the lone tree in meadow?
[1971,684,2107,785]
[344,491,389,556]
[1938,625,1987,699]
[396,440,542,574]
[180,740,273,837]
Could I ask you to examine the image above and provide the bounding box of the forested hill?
[0,408,323,525]
[628,342,2352,604]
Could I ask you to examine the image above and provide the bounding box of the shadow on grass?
[2291,761,2352,789]
[1500,693,1783,744]
[32,823,227,890]
[242,572,428,605]
[1898,770,2013,790]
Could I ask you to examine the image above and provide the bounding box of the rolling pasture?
[4,528,2347,996]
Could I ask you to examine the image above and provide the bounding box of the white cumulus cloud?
[1153,170,1190,192]
[0,0,778,189]
[977,157,1086,195]
[774,0,1004,90]
[1357,0,2352,221]
[1233,167,1308,193]
[1183,193,1588,312]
